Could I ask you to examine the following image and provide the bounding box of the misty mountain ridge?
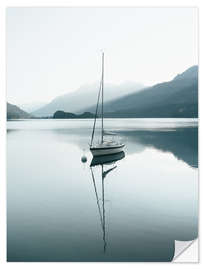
[96,65,198,118]
[19,102,47,113]
[7,102,32,119]
[32,81,145,117]
[8,65,198,119]
[173,65,198,81]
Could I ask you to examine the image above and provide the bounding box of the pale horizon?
[7,7,198,105]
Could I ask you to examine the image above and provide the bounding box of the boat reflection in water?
[90,151,125,253]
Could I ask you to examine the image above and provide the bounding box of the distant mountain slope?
[7,102,32,119]
[86,65,198,118]
[173,65,198,81]
[32,82,144,117]
[20,102,46,113]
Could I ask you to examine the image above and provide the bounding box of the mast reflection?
[90,151,125,253]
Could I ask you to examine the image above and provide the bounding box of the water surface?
[7,118,198,262]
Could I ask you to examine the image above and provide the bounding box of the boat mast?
[90,167,103,227]
[102,165,107,253]
[90,79,102,147]
[101,52,104,144]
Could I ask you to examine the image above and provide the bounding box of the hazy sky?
[7,7,198,105]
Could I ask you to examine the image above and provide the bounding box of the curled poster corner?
[173,239,198,262]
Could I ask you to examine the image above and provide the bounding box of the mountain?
[7,102,32,119]
[53,111,94,119]
[32,82,144,117]
[20,102,47,113]
[85,65,198,118]
[173,65,198,81]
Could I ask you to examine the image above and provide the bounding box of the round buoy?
[81,155,87,163]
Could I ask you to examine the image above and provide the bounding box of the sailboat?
[90,53,125,157]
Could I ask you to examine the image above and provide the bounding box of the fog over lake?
[7,118,198,262]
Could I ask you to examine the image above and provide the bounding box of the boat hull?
[90,144,125,157]
[90,151,125,166]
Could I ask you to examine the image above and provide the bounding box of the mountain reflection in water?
[120,127,198,168]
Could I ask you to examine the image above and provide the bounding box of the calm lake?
[7,118,198,262]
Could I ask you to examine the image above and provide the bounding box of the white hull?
[90,144,125,157]
[90,151,125,166]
